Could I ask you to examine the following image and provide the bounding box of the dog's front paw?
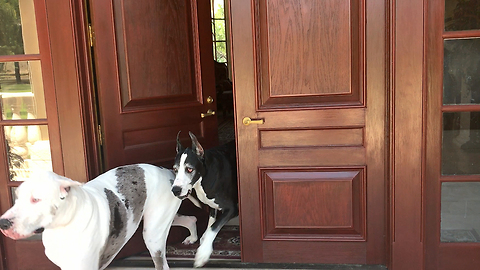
[182,234,198,245]
[193,244,213,268]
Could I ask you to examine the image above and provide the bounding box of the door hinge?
[88,24,94,47]
[97,125,103,146]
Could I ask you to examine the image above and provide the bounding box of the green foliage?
[0,0,24,56]
[213,3,227,62]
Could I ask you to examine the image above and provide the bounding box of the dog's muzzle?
[171,186,190,200]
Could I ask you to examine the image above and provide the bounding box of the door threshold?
[109,259,387,269]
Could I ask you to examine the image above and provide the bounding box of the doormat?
[218,117,235,145]
[166,225,241,260]
[122,225,241,262]
[440,229,480,242]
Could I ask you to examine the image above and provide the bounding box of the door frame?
[388,0,429,269]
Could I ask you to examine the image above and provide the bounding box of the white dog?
[0,164,197,270]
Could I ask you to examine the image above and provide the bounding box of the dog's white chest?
[194,180,220,210]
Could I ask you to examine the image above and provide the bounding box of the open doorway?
[212,0,234,146]
[164,0,240,263]
[100,0,240,266]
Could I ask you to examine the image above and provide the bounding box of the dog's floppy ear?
[189,131,204,158]
[52,173,82,200]
[176,131,184,153]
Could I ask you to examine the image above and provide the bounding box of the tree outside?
[0,0,25,86]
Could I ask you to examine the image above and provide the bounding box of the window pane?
[0,0,39,55]
[445,0,480,31]
[443,38,480,105]
[442,112,480,175]
[214,19,226,41]
[441,182,480,242]
[215,42,227,63]
[0,61,47,120]
[212,0,224,19]
[5,125,52,181]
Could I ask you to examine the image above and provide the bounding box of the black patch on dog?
[99,188,128,269]
[115,165,147,223]
[152,250,164,269]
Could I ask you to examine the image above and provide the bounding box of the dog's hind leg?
[143,216,172,270]
[172,213,198,244]
[194,207,238,268]
[142,200,181,270]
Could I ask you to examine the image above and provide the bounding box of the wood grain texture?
[260,128,364,148]
[258,0,363,108]
[266,0,351,95]
[233,0,384,264]
[390,0,425,269]
[114,0,197,108]
[262,169,365,241]
[91,0,217,169]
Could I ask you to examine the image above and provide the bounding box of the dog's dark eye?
[186,168,193,173]
[31,197,40,204]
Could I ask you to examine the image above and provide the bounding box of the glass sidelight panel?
[441,182,480,242]
[5,125,52,181]
[445,0,480,31]
[443,38,480,105]
[0,0,40,55]
[0,61,47,120]
[442,112,480,175]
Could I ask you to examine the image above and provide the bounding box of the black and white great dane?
[172,131,238,268]
[0,164,197,270]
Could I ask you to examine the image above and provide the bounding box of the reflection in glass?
[441,182,480,242]
[5,125,52,181]
[445,0,480,31]
[442,112,480,175]
[0,0,39,55]
[0,61,46,120]
[443,38,480,105]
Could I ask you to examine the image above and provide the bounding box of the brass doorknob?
[201,109,216,118]
[242,117,264,125]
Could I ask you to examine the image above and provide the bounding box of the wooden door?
[89,0,216,257]
[90,0,218,170]
[425,0,480,269]
[231,0,386,264]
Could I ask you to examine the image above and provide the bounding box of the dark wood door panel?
[262,168,366,241]
[91,0,217,169]
[260,128,363,148]
[113,0,196,108]
[262,241,367,264]
[258,148,365,167]
[232,0,385,264]
[123,120,218,166]
[257,0,364,108]
[257,109,365,127]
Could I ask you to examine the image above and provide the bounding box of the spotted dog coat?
[172,132,238,268]
[0,164,197,270]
